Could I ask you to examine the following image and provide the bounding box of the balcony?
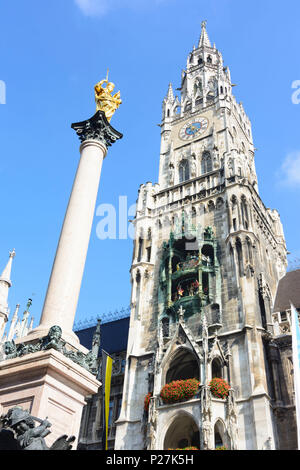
[168,295,203,318]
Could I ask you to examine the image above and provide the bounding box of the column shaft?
[34,140,107,343]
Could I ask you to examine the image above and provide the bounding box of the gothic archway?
[211,357,223,379]
[214,419,228,449]
[166,347,200,384]
[163,412,200,450]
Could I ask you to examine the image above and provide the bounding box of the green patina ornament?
[2,325,99,376]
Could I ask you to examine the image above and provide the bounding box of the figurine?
[0,407,75,451]
[41,325,64,352]
[5,407,51,450]
[177,285,184,298]
[94,71,122,122]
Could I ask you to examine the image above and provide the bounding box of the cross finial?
[201,20,207,29]
[9,249,16,259]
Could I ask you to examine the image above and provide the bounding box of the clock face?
[179,117,209,141]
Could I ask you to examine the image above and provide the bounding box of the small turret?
[162,83,178,121]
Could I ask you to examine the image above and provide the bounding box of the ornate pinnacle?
[178,305,185,321]
[9,249,16,259]
[199,20,211,48]
[26,298,32,311]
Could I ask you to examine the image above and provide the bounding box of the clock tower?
[115,22,288,450]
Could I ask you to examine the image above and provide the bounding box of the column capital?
[71,110,123,148]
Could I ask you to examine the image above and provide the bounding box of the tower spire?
[198,20,211,48]
[166,82,174,102]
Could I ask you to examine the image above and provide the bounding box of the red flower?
[144,392,152,412]
[168,447,199,450]
[209,378,230,399]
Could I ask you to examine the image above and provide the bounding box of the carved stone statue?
[148,398,158,450]
[228,412,238,450]
[227,158,234,177]
[227,389,238,450]
[202,419,212,450]
[95,74,122,122]
[190,156,197,177]
[0,407,75,450]
[212,147,219,169]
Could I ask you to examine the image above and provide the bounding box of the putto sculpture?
[0,407,75,450]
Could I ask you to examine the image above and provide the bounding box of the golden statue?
[94,71,122,122]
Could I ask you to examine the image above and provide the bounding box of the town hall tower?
[114,22,289,450]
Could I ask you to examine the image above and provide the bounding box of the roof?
[75,317,130,355]
[273,269,300,312]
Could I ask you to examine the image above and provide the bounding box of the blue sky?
[0,0,300,329]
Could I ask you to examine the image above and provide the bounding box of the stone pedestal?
[0,349,100,448]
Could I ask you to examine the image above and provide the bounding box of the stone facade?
[76,317,130,450]
[114,23,296,450]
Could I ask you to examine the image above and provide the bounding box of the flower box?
[160,378,200,405]
[168,447,199,450]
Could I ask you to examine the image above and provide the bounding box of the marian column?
[0,78,122,449]
[29,79,122,347]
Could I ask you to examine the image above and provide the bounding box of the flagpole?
[101,349,114,450]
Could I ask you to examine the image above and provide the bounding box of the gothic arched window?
[162,317,170,337]
[214,420,227,449]
[212,357,223,379]
[179,160,190,183]
[137,236,143,262]
[229,244,235,270]
[241,196,249,230]
[166,349,199,383]
[236,238,244,277]
[201,152,212,174]
[259,289,267,329]
[246,237,252,263]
